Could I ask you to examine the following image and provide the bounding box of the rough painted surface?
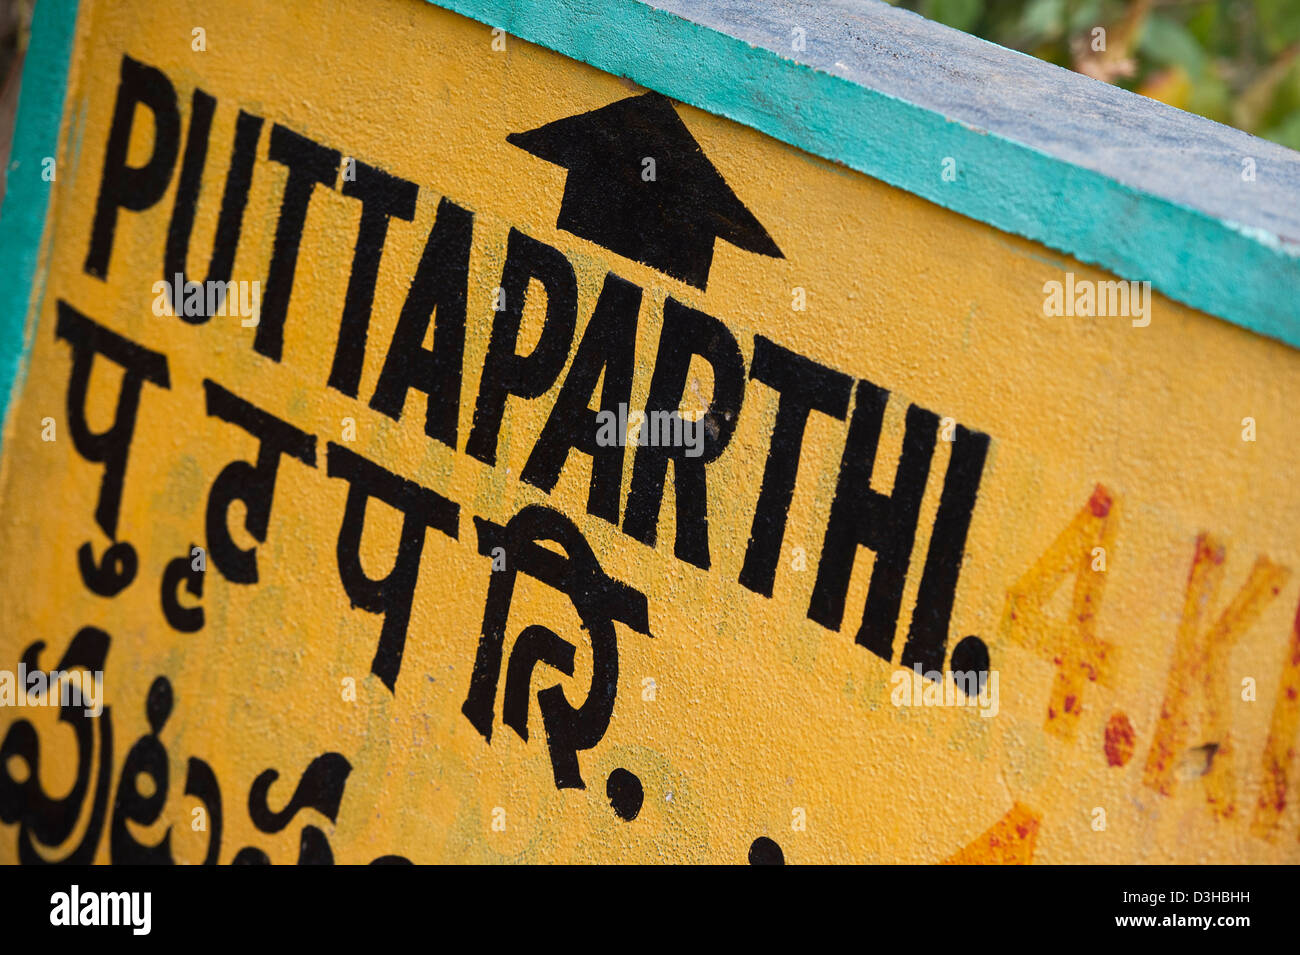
[1,0,1299,864]
[430,0,1300,348]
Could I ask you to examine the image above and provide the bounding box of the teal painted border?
[429,0,1299,348]
[0,0,81,454]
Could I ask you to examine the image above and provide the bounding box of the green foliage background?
[893,0,1300,150]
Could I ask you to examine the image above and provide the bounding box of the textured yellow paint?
[2,0,1300,864]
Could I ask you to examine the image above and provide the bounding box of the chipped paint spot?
[1104,712,1136,768]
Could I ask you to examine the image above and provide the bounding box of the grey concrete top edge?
[647,0,1300,248]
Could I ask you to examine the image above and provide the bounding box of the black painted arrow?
[507,91,783,290]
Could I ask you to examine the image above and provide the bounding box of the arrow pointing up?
[507,91,783,290]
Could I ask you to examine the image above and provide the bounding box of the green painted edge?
[428,0,1300,348]
[0,0,80,460]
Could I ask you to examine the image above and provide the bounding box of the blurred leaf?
[1270,57,1300,117]
[1260,111,1300,151]
[1185,4,1218,51]
[1257,0,1300,57]
[1138,65,1192,109]
[1020,0,1065,41]
[1139,14,1207,75]
[1186,70,1232,124]
[1030,41,1071,68]
[1234,43,1300,132]
[922,0,985,34]
[1066,0,1106,34]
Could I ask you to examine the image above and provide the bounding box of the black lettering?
[183,756,222,866]
[622,297,744,569]
[165,90,263,321]
[56,301,171,539]
[246,752,350,834]
[203,379,317,584]
[110,677,174,864]
[326,443,458,692]
[255,124,340,361]
[0,629,114,864]
[807,381,938,662]
[77,541,138,599]
[160,545,205,633]
[520,271,640,524]
[369,197,474,447]
[465,228,577,465]
[327,161,419,396]
[296,826,335,865]
[739,335,852,597]
[464,505,651,789]
[56,301,169,597]
[85,55,180,279]
[900,424,990,673]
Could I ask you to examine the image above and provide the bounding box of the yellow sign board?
[1,0,1299,864]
